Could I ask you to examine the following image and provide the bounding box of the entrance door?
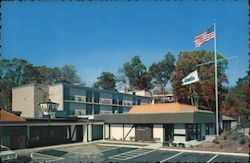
[92,125,103,141]
[164,124,174,143]
[11,136,20,150]
[135,124,153,141]
[76,125,83,142]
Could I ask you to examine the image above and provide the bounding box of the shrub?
[213,139,220,144]
[239,138,246,145]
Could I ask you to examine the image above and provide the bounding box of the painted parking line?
[100,147,121,152]
[207,154,218,163]
[102,147,138,158]
[97,143,142,149]
[160,151,184,163]
[129,150,179,163]
[109,148,156,161]
[210,155,249,163]
[31,152,64,163]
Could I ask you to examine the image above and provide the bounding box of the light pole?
[39,99,59,125]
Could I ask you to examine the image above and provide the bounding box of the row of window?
[65,88,148,105]
[185,123,215,141]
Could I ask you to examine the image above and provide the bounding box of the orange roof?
[129,102,198,113]
[0,109,25,122]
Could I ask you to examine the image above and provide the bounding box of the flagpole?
[214,20,219,136]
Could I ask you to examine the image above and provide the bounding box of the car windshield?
[0,147,9,152]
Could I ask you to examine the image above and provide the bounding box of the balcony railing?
[71,96,137,107]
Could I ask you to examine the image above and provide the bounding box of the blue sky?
[2,1,248,87]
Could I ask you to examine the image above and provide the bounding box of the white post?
[214,21,219,136]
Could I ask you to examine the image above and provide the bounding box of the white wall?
[231,121,237,129]
[12,84,49,118]
[49,84,64,111]
[153,124,163,142]
[83,125,87,142]
[88,124,92,141]
[104,124,110,139]
[110,124,123,140]
[174,123,186,143]
[12,86,35,118]
[124,124,135,141]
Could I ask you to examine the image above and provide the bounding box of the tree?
[136,72,152,91]
[123,56,151,90]
[96,72,116,91]
[149,52,175,94]
[0,58,31,109]
[172,50,228,111]
[221,72,250,120]
[61,65,82,84]
[0,58,83,109]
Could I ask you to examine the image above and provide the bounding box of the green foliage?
[123,56,152,90]
[149,52,175,94]
[96,72,116,91]
[0,58,82,109]
[172,50,228,110]
[61,65,81,84]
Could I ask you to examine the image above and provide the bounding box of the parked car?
[0,145,17,162]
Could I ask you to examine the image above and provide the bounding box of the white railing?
[74,95,86,102]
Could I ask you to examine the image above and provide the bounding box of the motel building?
[1,102,217,150]
[93,102,216,147]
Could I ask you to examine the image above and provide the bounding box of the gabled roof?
[129,102,198,113]
[0,109,25,122]
[222,115,236,121]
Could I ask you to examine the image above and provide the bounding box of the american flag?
[194,26,215,48]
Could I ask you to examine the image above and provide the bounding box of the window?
[137,99,141,105]
[94,105,100,114]
[64,87,70,100]
[205,123,210,135]
[118,107,123,113]
[118,95,123,105]
[86,104,92,115]
[94,92,100,103]
[186,124,201,141]
[132,98,137,105]
[196,124,201,140]
[86,91,93,102]
[112,106,118,114]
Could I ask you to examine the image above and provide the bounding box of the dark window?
[112,94,118,104]
[132,98,137,105]
[186,124,195,141]
[94,105,100,114]
[118,96,123,105]
[137,99,141,105]
[196,124,201,140]
[118,107,123,113]
[64,102,70,114]
[94,92,100,103]
[112,99,118,104]
[112,106,117,114]
[186,124,201,141]
[64,87,70,100]
[205,123,210,135]
[86,91,92,102]
[86,104,92,115]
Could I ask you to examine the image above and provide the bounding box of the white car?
[0,145,17,162]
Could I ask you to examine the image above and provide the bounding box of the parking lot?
[17,142,249,163]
